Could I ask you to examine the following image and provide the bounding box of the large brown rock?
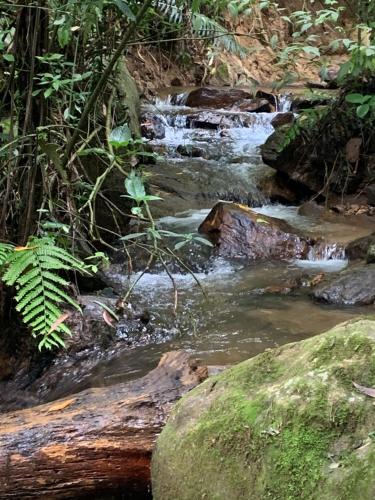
[198,202,310,260]
[185,87,252,108]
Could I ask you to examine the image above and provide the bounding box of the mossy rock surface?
[152,318,375,500]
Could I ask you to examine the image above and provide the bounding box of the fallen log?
[0,351,208,499]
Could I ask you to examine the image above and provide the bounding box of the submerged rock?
[313,264,375,305]
[185,87,252,108]
[152,318,375,500]
[199,201,310,260]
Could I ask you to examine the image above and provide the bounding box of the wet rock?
[152,319,375,500]
[258,173,300,204]
[367,244,375,264]
[141,115,166,139]
[199,202,310,260]
[313,264,375,305]
[256,89,278,108]
[346,233,375,261]
[271,112,295,129]
[291,96,332,112]
[298,201,325,218]
[232,98,273,113]
[185,87,252,109]
[186,111,233,130]
[176,145,208,158]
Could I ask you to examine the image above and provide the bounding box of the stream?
[85,88,370,387]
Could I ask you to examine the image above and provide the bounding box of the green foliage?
[121,171,213,252]
[277,106,330,152]
[0,238,86,350]
[345,93,375,119]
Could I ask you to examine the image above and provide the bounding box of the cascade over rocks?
[199,201,310,260]
[313,264,375,306]
[152,319,375,500]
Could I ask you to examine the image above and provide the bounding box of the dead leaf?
[49,312,71,333]
[103,309,116,328]
[346,138,362,163]
[14,246,37,251]
[353,381,375,398]
[46,398,76,413]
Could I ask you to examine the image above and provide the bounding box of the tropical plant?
[0,238,86,350]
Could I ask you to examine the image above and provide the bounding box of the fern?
[152,0,183,23]
[0,243,14,267]
[192,13,247,56]
[1,238,86,350]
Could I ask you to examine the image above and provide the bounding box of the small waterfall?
[307,242,346,261]
[277,94,292,112]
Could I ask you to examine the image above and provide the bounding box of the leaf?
[3,54,14,62]
[49,312,71,333]
[302,46,320,58]
[120,232,147,241]
[47,398,76,413]
[103,309,116,328]
[113,0,136,20]
[356,104,370,119]
[194,236,214,247]
[109,125,132,149]
[125,170,146,201]
[345,93,365,104]
[94,300,120,327]
[174,240,188,250]
[353,382,375,398]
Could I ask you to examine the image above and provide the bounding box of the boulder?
[313,264,375,305]
[152,319,375,500]
[346,233,375,261]
[261,125,319,195]
[232,98,273,113]
[198,202,310,260]
[271,112,295,129]
[185,87,252,108]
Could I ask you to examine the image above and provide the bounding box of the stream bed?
[84,89,371,387]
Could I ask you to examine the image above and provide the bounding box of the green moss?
[152,319,375,500]
[265,426,332,500]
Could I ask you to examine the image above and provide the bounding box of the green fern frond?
[152,0,183,23]
[192,13,247,56]
[0,243,13,267]
[1,237,85,350]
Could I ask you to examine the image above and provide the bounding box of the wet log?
[0,351,208,499]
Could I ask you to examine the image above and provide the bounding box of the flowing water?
[88,89,371,386]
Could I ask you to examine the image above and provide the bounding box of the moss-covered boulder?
[152,319,375,500]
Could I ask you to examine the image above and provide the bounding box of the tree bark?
[0,351,208,499]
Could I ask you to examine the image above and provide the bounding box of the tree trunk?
[0,351,208,499]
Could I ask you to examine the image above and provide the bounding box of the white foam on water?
[129,258,237,291]
[293,259,348,272]
[159,209,211,232]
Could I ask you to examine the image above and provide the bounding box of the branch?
[61,0,153,170]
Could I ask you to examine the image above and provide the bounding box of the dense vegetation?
[0,0,374,348]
